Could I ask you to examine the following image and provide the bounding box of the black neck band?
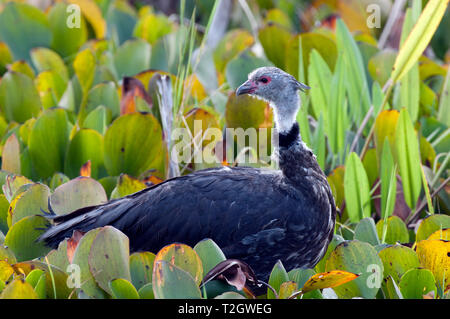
[278,123,299,148]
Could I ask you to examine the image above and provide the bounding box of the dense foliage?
[0,0,448,299]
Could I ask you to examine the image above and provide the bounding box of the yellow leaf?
[416,239,450,292]
[374,109,399,163]
[73,48,95,94]
[0,260,14,282]
[278,281,298,299]
[301,270,359,294]
[390,0,449,82]
[0,279,38,299]
[427,229,450,241]
[67,0,106,39]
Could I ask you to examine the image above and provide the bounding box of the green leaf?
[380,139,396,222]
[394,108,422,210]
[152,260,202,299]
[378,244,419,283]
[344,152,371,223]
[110,174,147,199]
[0,42,13,75]
[64,129,105,179]
[437,68,450,126]
[8,183,50,226]
[104,113,164,177]
[0,279,38,299]
[0,71,42,123]
[399,268,436,299]
[258,24,292,69]
[74,48,96,95]
[109,278,140,299]
[83,106,112,135]
[390,0,449,82]
[130,251,155,290]
[4,215,51,262]
[325,240,384,299]
[28,108,70,179]
[354,218,380,246]
[213,29,254,73]
[138,282,154,299]
[1,134,21,175]
[376,216,409,245]
[88,226,131,296]
[194,239,226,275]
[30,47,69,82]
[416,214,450,242]
[49,177,107,215]
[0,195,10,234]
[267,260,289,299]
[225,52,273,90]
[0,3,51,64]
[308,49,331,121]
[86,82,120,118]
[133,12,173,45]
[26,269,46,299]
[113,39,151,79]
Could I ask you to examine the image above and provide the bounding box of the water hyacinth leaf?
[28,108,70,179]
[83,106,112,135]
[67,0,106,39]
[25,269,46,299]
[48,2,87,58]
[49,177,107,215]
[30,48,69,82]
[71,228,108,299]
[0,261,14,282]
[104,113,164,177]
[376,216,409,245]
[45,240,70,272]
[416,239,450,292]
[110,174,147,199]
[214,291,246,299]
[354,218,380,246]
[109,278,140,299]
[225,52,273,90]
[258,24,292,69]
[114,39,151,79]
[0,2,51,63]
[9,183,50,226]
[88,226,131,296]
[65,129,105,179]
[344,152,371,223]
[325,240,384,299]
[300,270,359,294]
[194,239,226,275]
[106,0,138,45]
[11,261,73,299]
[378,245,419,282]
[307,49,331,121]
[395,108,422,210]
[153,260,202,299]
[0,71,42,123]
[390,0,449,83]
[1,134,21,175]
[130,252,155,290]
[0,245,16,264]
[314,235,345,274]
[0,279,38,299]
[1,174,33,203]
[138,282,154,299]
[416,214,450,242]
[427,229,450,241]
[133,12,173,45]
[86,82,120,118]
[154,243,203,286]
[213,29,254,72]
[35,71,67,109]
[399,268,436,299]
[8,60,35,78]
[267,260,289,299]
[0,43,13,75]
[0,195,9,234]
[4,215,51,262]
[74,49,96,95]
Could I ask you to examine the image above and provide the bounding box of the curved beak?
[236,80,256,96]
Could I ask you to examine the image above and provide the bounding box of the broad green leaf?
[45,239,70,272]
[109,278,140,299]
[4,215,51,262]
[64,129,105,179]
[390,0,449,82]
[214,291,246,299]
[354,218,380,246]
[83,106,112,135]
[106,0,138,45]
[8,183,50,226]
[28,108,70,179]
[30,47,69,82]
[416,214,450,242]
[0,3,51,64]
[225,52,273,90]
[0,279,38,299]
[368,49,397,86]
[74,49,96,95]
[48,3,88,57]
[1,174,33,203]
[25,269,46,299]
[0,42,13,75]
[113,39,151,79]
[49,177,107,215]
[133,12,173,45]
[0,195,9,234]
[130,252,155,290]
[193,239,226,275]
[88,226,131,296]
[8,60,35,78]
[314,234,345,274]
[154,243,203,286]
[325,240,383,299]
[258,24,292,69]
[394,108,422,210]
[376,216,409,245]
[344,152,371,223]
[35,70,67,109]
[103,113,164,177]
[1,134,21,175]
[152,260,201,299]
[378,244,419,282]
[86,82,120,118]
[138,282,154,299]
[0,71,42,123]
[267,260,289,299]
[399,268,436,299]
[213,29,254,72]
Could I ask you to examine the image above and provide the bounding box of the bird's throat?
[278,122,300,149]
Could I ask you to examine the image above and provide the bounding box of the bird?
[39,66,336,284]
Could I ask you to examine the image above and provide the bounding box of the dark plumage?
[39,67,336,282]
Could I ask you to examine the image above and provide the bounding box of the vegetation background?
[0,0,448,299]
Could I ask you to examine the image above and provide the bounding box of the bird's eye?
[260,77,268,84]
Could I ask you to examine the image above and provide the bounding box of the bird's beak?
[236,80,256,96]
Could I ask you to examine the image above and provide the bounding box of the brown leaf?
[120,77,152,115]
[67,230,85,263]
[80,160,91,177]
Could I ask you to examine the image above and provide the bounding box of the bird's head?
[236,67,310,132]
